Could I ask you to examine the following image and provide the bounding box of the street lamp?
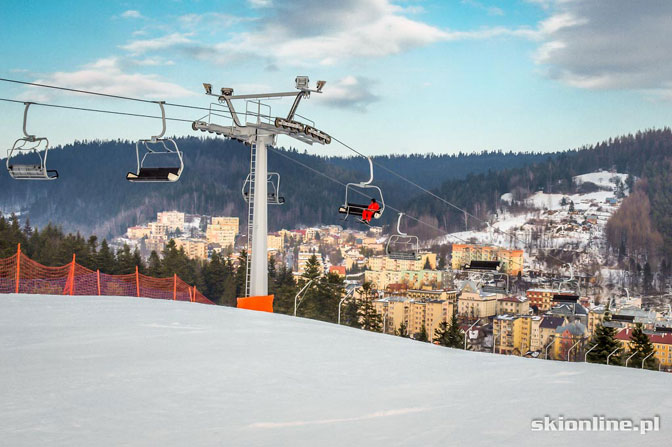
[607,346,621,365]
[625,350,638,368]
[464,319,480,350]
[642,351,655,369]
[584,343,598,362]
[294,279,314,317]
[338,287,358,325]
[567,338,582,362]
[544,337,558,360]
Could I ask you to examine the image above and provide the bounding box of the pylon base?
[237,295,274,313]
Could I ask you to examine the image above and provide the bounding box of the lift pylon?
[193,77,329,301]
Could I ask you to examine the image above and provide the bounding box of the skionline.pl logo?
[531,415,660,435]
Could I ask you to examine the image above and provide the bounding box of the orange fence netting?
[0,244,214,305]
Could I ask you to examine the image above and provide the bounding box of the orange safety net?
[0,244,213,305]
[237,295,274,313]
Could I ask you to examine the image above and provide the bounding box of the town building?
[174,238,208,260]
[451,244,524,275]
[206,217,239,249]
[496,295,529,316]
[157,211,185,232]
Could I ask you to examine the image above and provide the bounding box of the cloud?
[248,0,272,8]
[532,0,672,95]
[316,76,380,112]
[178,13,244,30]
[120,0,450,66]
[15,57,193,101]
[120,33,194,55]
[461,0,504,16]
[120,10,143,19]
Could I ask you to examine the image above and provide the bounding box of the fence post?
[96,269,101,296]
[135,266,140,298]
[190,286,194,303]
[173,274,177,300]
[15,243,21,294]
[69,254,76,295]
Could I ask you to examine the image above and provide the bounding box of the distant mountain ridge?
[0,136,553,238]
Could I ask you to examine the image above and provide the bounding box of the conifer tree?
[396,321,409,338]
[434,310,463,348]
[417,324,429,342]
[97,240,116,274]
[628,323,658,370]
[586,309,622,365]
[357,282,382,332]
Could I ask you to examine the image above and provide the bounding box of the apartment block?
[206,217,239,249]
[174,238,208,260]
[157,211,185,232]
[451,244,523,275]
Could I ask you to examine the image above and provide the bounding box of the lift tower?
[193,77,330,299]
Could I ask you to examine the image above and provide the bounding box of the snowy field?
[1,294,671,446]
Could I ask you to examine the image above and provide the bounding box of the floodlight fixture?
[316,80,326,92]
[203,83,212,95]
[295,76,310,90]
[221,87,234,96]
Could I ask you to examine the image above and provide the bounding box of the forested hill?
[405,128,672,241]
[0,137,552,238]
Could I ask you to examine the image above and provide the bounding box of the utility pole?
[193,77,330,299]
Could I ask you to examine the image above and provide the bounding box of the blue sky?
[1,0,671,155]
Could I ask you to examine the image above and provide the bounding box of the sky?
[1,0,671,156]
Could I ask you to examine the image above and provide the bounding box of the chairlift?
[385,213,420,260]
[6,102,58,180]
[242,172,285,205]
[338,157,385,225]
[126,101,184,182]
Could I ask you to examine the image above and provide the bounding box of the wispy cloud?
[15,57,192,102]
[120,33,194,55]
[120,10,143,19]
[461,0,504,17]
[316,76,380,112]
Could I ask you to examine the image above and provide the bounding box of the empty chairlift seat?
[6,102,58,181]
[127,101,184,183]
[385,213,420,261]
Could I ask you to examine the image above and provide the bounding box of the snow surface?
[573,171,628,189]
[2,294,671,446]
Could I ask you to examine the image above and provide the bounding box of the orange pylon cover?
[237,295,274,313]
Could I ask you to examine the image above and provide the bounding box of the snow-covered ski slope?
[1,294,670,446]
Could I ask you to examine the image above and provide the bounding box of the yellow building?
[368,253,436,272]
[496,296,530,316]
[457,282,504,319]
[365,269,447,290]
[174,238,208,260]
[615,328,672,368]
[127,225,150,240]
[518,315,543,354]
[407,289,458,304]
[206,217,239,249]
[375,296,453,339]
[493,315,519,354]
[157,210,185,231]
[451,244,524,275]
[149,222,169,238]
[267,234,284,251]
[587,307,606,336]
